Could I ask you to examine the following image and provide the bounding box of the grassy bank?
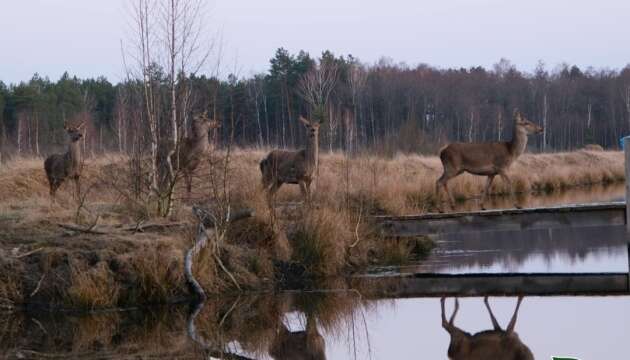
[0,149,623,310]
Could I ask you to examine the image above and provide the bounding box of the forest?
[1,49,630,160]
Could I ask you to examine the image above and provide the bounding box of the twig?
[30,274,46,297]
[13,247,45,259]
[349,207,363,248]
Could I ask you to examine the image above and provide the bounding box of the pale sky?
[1,0,629,84]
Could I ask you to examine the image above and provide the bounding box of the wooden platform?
[375,202,627,236]
[354,272,630,298]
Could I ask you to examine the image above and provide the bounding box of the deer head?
[64,121,85,143]
[192,111,220,137]
[299,115,320,140]
[514,110,543,135]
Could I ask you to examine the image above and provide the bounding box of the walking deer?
[441,296,533,360]
[270,313,326,360]
[44,121,85,199]
[436,110,543,211]
[171,111,220,193]
[260,116,320,207]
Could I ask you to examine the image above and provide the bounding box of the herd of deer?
[44,109,542,212]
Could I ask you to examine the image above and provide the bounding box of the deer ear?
[209,120,220,129]
[298,116,311,126]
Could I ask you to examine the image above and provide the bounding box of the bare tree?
[126,0,215,216]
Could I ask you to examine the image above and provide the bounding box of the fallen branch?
[184,206,253,300]
[120,221,188,232]
[56,223,107,235]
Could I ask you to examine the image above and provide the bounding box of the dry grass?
[67,261,120,309]
[0,148,623,309]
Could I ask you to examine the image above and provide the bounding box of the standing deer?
[44,121,85,199]
[270,313,326,360]
[441,296,533,360]
[260,116,320,207]
[171,111,220,194]
[436,110,543,211]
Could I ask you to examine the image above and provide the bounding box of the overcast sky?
[1,0,629,84]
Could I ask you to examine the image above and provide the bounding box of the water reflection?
[3,292,630,359]
[451,183,624,212]
[371,225,629,275]
[441,297,533,360]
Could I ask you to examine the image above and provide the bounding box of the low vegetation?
[0,148,623,310]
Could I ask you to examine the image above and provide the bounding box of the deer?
[260,116,320,208]
[436,110,543,211]
[171,111,220,194]
[44,121,85,200]
[441,296,533,360]
[269,313,326,360]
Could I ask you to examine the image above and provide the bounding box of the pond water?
[2,293,629,359]
[1,184,628,359]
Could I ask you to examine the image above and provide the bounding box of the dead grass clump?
[288,209,350,277]
[126,244,186,304]
[0,253,24,308]
[67,261,121,309]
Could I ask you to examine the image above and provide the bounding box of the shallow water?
[2,184,628,359]
[2,293,629,359]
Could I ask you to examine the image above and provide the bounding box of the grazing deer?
[441,296,533,360]
[270,313,326,360]
[436,110,543,211]
[260,116,320,207]
[171,111,220,193]
[44,121,85,199]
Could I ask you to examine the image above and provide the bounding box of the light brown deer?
[260,116,320,207]
[436,110,543,211]
[171,111,220,193]
[44,121,85,199]
[269,313,326,360]
[441,296,533,360]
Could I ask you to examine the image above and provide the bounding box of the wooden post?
[625,137,630,291]
[625,137,630,228]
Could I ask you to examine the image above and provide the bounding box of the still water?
[1,185,628,359]
[2,294,629,359]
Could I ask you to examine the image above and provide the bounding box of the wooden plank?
[354,272,630,298]
[375,202,626,236]
[625,137,630,228]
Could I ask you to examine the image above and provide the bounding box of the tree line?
[2,50,630,159]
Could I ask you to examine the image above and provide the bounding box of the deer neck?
[67,141,82,171]
[508,126,528,158]
[305,134,319,173]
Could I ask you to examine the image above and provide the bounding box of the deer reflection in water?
[441,296,533,360]
[270,313,326,360]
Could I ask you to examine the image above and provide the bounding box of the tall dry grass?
[0,148,623,308]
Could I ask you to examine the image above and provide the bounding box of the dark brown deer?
[260,116,320,207]
[436,110,543,211]
[44,121,85,199]
[441,296,533,360]
[171,111,220,193]
[269,313,326,360]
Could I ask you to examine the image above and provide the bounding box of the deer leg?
[499,172,520,209]
[480,175,495,210]
[185,172,192,194]
[506,296,524,333]
[267,181,282,209]
[484,296,502,331]
[73,177,81,200]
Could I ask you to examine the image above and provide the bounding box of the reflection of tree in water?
[0,290,374,360]
[427,225,627,272]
